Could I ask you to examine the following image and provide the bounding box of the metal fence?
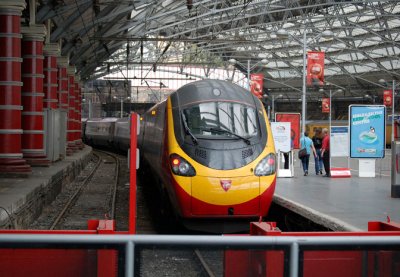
[0,234,399,276]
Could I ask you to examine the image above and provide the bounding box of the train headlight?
[254,153,276,176]
[170,154,196,176]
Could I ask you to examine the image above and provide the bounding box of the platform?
[0,146,92,229]
[274,149,400,231]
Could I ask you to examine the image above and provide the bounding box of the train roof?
[171,79,259,108]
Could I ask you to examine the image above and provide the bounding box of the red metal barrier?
[0,220,118,277]
[224,222,400,277]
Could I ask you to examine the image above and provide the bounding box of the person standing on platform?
[312,128,324,175]
[300,131,317,176]
[321,128,331,177]
[283,137,294,169]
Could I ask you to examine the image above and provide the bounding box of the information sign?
[271,122,291,153]
[331,126,348,157]
[275,113,301,149]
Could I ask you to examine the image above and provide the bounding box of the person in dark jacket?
[312,128,324,175]
[321,128,331,177]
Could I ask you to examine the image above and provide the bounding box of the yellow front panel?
[192,175,259,205]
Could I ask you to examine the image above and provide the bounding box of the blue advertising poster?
[349,105,386,158]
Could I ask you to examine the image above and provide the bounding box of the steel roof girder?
[50,1,93,41]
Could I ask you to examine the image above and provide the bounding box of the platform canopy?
[33,0,400,106]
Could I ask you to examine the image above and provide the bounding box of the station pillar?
[43,43,59,110]
[20,24,50,166]
[0,1,31,175]
[66,67,78,155]
[57,57,69,112]
[74,80,83,149]
[57,57,69,158]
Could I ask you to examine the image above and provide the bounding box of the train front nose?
[190,176,263,216]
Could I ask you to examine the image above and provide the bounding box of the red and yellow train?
[138,80,276,232]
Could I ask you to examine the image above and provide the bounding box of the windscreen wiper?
[181,112,198,145]
[208,127,251,145]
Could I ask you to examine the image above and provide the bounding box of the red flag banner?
[321,98,330,113]
[307,51,325,87]
[250,73,264,98]
[383,90,393,107]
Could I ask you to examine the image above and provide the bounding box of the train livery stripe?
[171,174,276,217]
[191,175,274,205]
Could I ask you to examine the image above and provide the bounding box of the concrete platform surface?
[0,146,92,228]
[274,150,400,231]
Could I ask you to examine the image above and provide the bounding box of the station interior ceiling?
[29,1,400,116]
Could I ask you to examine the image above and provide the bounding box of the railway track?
[29,150,121,230]
[28,148,224,275]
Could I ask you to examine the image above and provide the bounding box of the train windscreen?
[183,101,258,139]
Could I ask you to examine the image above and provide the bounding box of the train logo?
[220,180,232,192]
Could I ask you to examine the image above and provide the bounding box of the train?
[137,79,277,232]
[82,80,277,233]
[82,117,130,152]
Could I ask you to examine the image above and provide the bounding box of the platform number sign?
[349,105,386,158]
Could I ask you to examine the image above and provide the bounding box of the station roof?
[33,0,400,102]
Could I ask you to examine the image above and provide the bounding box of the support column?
[57,57,69,111]
[66,66,78,155]
[43,43,59,109]
[21,24,50,166]
[57,57,69,158]
[0,1,31,175]
[74,79,83,149]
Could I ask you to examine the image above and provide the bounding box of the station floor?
[274,150,400,231]
[0,146,92,228]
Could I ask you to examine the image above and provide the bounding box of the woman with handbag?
[299,131,317,176]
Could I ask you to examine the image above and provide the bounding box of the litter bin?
[391,141,400,197]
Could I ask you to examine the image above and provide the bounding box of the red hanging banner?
[250,73,264,98]
[307,51,325,87]
[383,90,393,106]
[321,98,330,113]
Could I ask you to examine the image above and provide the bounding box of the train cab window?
[183,102,258,138]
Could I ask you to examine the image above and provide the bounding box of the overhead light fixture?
[276,29,289,39]
[228,58,237,64]
[321,30,334,39]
